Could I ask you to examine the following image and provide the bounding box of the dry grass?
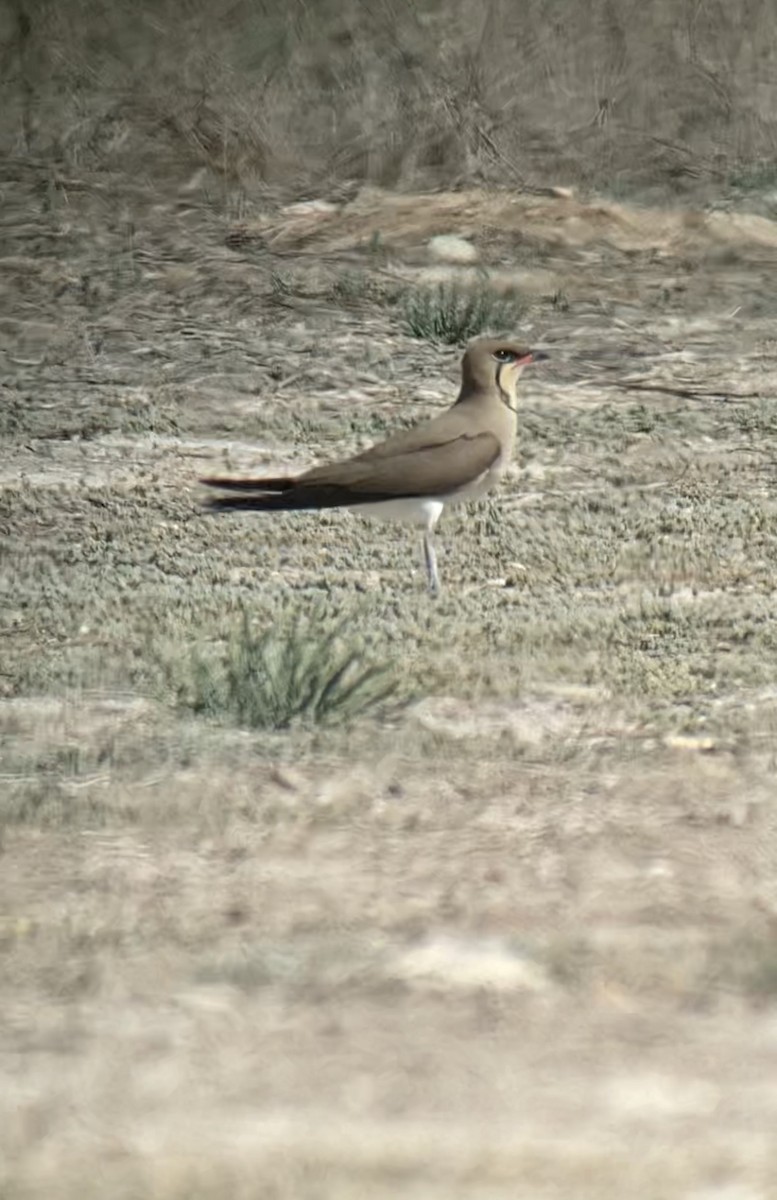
[4,8,777,1195]
[3,0,777,201]
[3,154,777,1194]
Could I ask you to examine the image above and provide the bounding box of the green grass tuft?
[728,159,777,193]
[167,608,400,730]
[401,283,523,344]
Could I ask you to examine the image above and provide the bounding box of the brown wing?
[298,430,500,498]
[202,431,500,511]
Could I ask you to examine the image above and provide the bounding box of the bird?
[201,337,546,595]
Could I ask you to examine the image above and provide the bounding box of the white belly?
[349,496,445,529]
[347,467,500,530]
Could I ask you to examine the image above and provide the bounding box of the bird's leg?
[423,530,440,597]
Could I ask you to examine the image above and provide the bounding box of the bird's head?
[460,337,547,407]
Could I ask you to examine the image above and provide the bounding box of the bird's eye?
[493,349,517,363]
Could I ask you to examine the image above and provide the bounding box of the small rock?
[663,734,717,753]
[392,935,551,993]
[178,168,207,194]
[270,764,305,792]
[427,234,479,264]
[282,199,339,216]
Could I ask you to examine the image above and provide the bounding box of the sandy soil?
[2,168,777,1198]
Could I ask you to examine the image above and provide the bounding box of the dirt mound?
[231,188,777,260]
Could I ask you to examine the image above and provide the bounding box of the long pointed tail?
[200,474,341,513]
[200,474,293,493]
[200,474,298,512]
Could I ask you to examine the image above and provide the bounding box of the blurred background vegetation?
[2,0,776,201]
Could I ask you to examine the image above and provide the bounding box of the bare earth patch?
[3,164,777,1198]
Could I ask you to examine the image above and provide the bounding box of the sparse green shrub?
[728,160,777,192]
[328,271,371,304]
[327,271,398,307]
[268,270,294,300]
[401,283,523,345]
[168,608,399,730]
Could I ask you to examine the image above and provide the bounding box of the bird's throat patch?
[496,364,518,414]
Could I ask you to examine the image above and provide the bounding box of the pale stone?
[427,234,479,264]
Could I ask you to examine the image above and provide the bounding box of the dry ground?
[3,163,777,1198]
